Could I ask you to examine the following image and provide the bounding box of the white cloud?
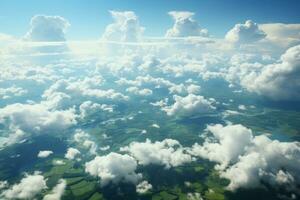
[226,20,266,44]
[186,84,201,94]
[0,103,77,146]
[0,86,27,99]
[83,140,97,155]
[121,139,194,169]
[102,11,144,42]
[43,179,66,200]
[126,87,153,96]
[53,160,65,166]
[259,23,300,47]
[166,11,208,37]
[64,147,80,160]
[190,124,253,170]
[85,152,142,186]
[0,181,8,190]
[73,129,98,155]
[38,150,53,158]
[190,124,300,191]
[162,94,216,116]
[151,123,160,128]
[24,15,70,41]
[79,101,113,119]
[44,78,129,102]
[241,44,300,100]
[136,180,152,194]
[2,172,47,199]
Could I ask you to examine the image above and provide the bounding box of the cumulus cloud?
[0,86,27,100]
[190,124,300,191]
[190,124,253,169]
[85,152,142,186]
[259,23,300,47]
[38,150,53,158]
[1,172,46,199]
[126,87,153,96]
[102,11,144,42]
[241,44,300,100]
[166,11,208,37]
[79,101,113,119]
[73,129,98,155]
[0,104,76,134]
[121,139,194,169]
[43,179,66,200]
[65,147,80,160]
[43,78,129,102]
[0,181,8,190]
[136,180,152,194]
[162,94,216,116]
[0,103,77,146]
[24,15,70,41]
[226,20,266,44]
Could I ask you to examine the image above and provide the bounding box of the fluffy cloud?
[121,139,194,169]
[136,180,152,194]
[190,124,253,169]
[44,78,129,102]
[73,129,98,155]
[0,103,77,146]
[0,103,76,133]
[1,172,47,199]
[190,124,300,191]
[259,23,300,47]
[79,101,113,119]
[43,179,66,200]
[38,150,53,158]
[241,44,300,100]
[0,86,27,99]
[166,11,208,37]
[24,15,70,41]
[102,11,144,42]
[126,87,153,96]
[65,148,80,160]
[162,94,216,116]
[226,20,266,44]
[85,152,142,186]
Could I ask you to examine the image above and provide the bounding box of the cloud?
[24,15,70,41]
[85,152,142,186]
[166,11,208,37]
[73,129,98,155]
[186,84,201,94]
[226,20,266,44]
[259,23,300,47]
[136,180,152,194]
[0,181,8,190]
[190,124,300,191]
[38,150,53,158]
[43,78,129,102]
[79,101,113,119]
[64,148,80,160]
[126,87,153,96]
[241,44,300,100]
[120,139,194,169]
[190,124,253,169]
[162,94,216,116]
[102,11,144,42]
[1,172,47,199]
[0,86,27,100]
[43,179,66,200]
[0,103,77,146]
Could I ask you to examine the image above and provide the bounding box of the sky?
[1,0,300,40]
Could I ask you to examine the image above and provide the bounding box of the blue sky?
[1,0,300,39]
